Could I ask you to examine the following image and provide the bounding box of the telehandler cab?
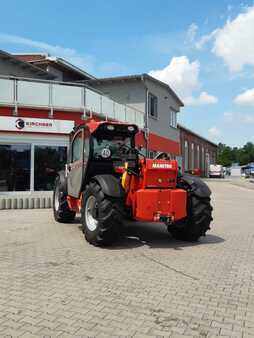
[53,119,213,246]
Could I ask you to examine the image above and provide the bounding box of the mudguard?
[92,175,125,198]
[181,174,211,198]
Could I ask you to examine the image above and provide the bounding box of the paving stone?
[0,182,253,337]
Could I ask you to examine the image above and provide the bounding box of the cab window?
[72,131,82,162]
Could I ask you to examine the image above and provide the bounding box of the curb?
[0,197,52,210]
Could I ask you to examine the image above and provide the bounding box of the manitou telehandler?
[53,119,213,246]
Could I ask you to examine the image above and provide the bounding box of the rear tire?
[168,177,213,242]
[81,181,122,246]
[53,176,76,223]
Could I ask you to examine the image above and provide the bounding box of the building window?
[197,145,200,168]
[34,146,67,191]
[170,109,177,128]
[148,93,158,118]
[205,152,210,176]
[201,147,205,170]
[191,143,195,169]
[184,141,189,171]
[72,131,83,162]
[0,144,31,191]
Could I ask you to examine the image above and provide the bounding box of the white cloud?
[223,111,254,124]
[223,111,234,122]
[0,33,95,72]
[195,29,219,49]
[0,33,128,76]
[234,88,254,105]
[241,114,254,123]
[149,56,218,106]
[149,56,199,98]
[97,62,128,76]
[208,126,220,137]
[184,92,218,106]
[196,6,254,72]
[213,6,254,72]
[186,23,198,43]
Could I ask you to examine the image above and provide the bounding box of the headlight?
[128,126,135,132]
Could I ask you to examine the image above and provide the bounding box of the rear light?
[153,212,161,221]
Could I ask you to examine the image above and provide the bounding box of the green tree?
[238,142,254,165]
[217,143,233,167]
[217,142,254,166]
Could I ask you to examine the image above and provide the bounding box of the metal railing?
[0,76,145,128]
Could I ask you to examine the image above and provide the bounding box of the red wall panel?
[136,132,180,156]
[0,107,83,125]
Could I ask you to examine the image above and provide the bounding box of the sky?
[0,0,254,147]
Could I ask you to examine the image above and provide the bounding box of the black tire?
[81,181,122,246]
[168,178,213,242]
[53,176,76,223]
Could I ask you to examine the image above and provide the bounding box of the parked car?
[209,164,224,178]
[241,164,254,178]
[251,166,254,178]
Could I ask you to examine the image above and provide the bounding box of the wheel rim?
[85,195,99,231]
[54,184,60,211]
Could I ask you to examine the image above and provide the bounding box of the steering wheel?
[154,152,170,160]
[118,143,132,155]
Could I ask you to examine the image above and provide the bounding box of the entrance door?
[67,129,85,198]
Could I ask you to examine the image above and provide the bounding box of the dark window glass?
[92,135,131,161]
[0,144,31,191]
[72,132,82,162]
[148,93,158,118]
[34,146,67,191]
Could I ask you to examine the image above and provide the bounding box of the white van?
[209,164,224,178]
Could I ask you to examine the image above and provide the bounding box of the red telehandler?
[53,119,213,246]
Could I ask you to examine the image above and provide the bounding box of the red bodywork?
[67,195,82,212]
[66,119,187,223]
[125,159,187,222]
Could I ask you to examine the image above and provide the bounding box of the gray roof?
[178,123,218,148]
[86,73,184,107]
[0,50,54,79]
[49,57,96,80]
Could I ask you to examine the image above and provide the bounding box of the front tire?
[53,176,76,223]
[81,181,122,246]
[168,176,213,241]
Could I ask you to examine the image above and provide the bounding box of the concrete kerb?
[0,194,53,210]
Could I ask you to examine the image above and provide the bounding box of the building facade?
[1,49,216,198]
[87,74,183,158]
[178,124,218,177]
[0,72,144,195]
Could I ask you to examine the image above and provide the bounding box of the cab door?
[67,128,89,198]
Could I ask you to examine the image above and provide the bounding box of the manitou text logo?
[15,118,53,130]
[152,163,172,169]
